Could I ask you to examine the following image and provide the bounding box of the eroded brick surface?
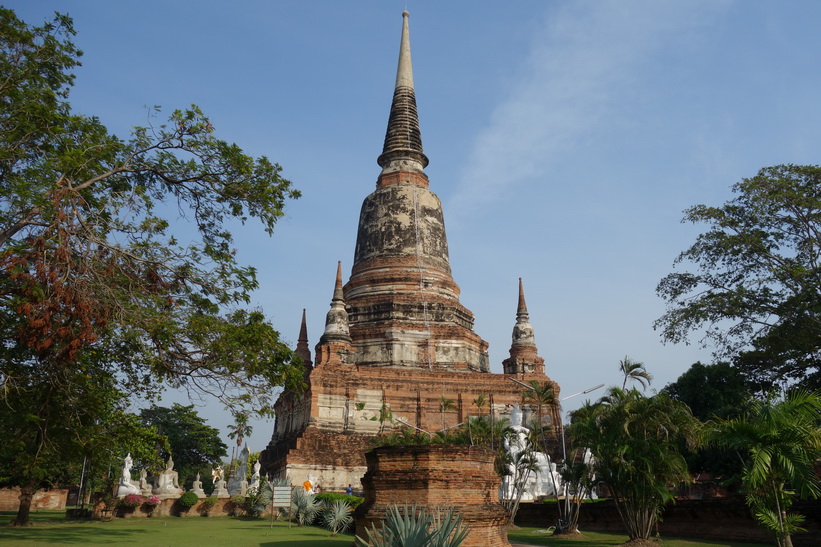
[354,445,511,547]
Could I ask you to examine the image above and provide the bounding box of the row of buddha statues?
[116,445,261,499]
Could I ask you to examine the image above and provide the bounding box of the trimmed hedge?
[315,492,364,510]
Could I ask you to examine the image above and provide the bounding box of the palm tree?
[227,414,252,474]
[439,397,456,432]
[568,387,702,541]
[473,394,488,418]
[710,390,821,547]
[522,381,557,443]
[619,356,653,390]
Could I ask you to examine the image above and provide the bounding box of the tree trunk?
[11,481,36,526]
[782,509,793,547]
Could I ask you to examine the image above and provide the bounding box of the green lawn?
[508,527,771,547]
[0,511,355,546]
[0,512,772,547]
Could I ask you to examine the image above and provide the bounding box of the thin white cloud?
[448,0,731,222]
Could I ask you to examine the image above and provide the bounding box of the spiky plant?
[355,503,469,547]
[291,486,320,526]
[321,499,353,536]
[430,506,470,547]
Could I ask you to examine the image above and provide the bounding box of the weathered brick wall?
[354,445,511,547]
[0,487,68,511]
[307,364,558,438]
[515,498,821,546]
[262,362,560,490]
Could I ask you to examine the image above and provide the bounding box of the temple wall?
[0,487,68,511]
[261,364,559,490]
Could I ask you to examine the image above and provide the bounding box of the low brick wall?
[354,445,510,547]
[96,497,253,518]
[515,498,821,546]
[0,488,68,511]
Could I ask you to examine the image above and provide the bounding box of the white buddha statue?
[153,455,184,498]
[116,453,141,497]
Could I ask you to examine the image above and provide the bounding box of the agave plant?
[430,506,470,547]
[291,486,321,526]
[355,503,469,547]
[321,499,353,536]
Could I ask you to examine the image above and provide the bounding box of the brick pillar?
[353,445,511,547]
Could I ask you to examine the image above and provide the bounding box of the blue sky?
[10,1,821,454]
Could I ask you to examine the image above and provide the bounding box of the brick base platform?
[354,445,511,547]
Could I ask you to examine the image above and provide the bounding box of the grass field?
[0,511,772,547]
[508,527,770,547]
[0,511,355,546]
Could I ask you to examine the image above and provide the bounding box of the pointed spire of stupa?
[298,308,309,346]
[512,277,535,347]
[377,10,429,174]
[503,278,545,374]
[320,261,351,344]
[517,277,529,322]
[295,308,313,372]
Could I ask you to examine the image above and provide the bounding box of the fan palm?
[321,499,353,536]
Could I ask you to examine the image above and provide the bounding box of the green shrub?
[244,488,265,517]
[201,496,218,509]
[228,494,246,516]
[315,492,365,510]
[178,491,200,509]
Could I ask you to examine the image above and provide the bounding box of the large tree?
[0,8,304,523]
[0,356,164,525]
[664,362,750,422]
[655,164,821,390]
[139,404,227,487]
[568,387,702,541]
[664,361,751,489]
[710,390,821,547]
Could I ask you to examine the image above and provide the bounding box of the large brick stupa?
[259,11,560,490]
